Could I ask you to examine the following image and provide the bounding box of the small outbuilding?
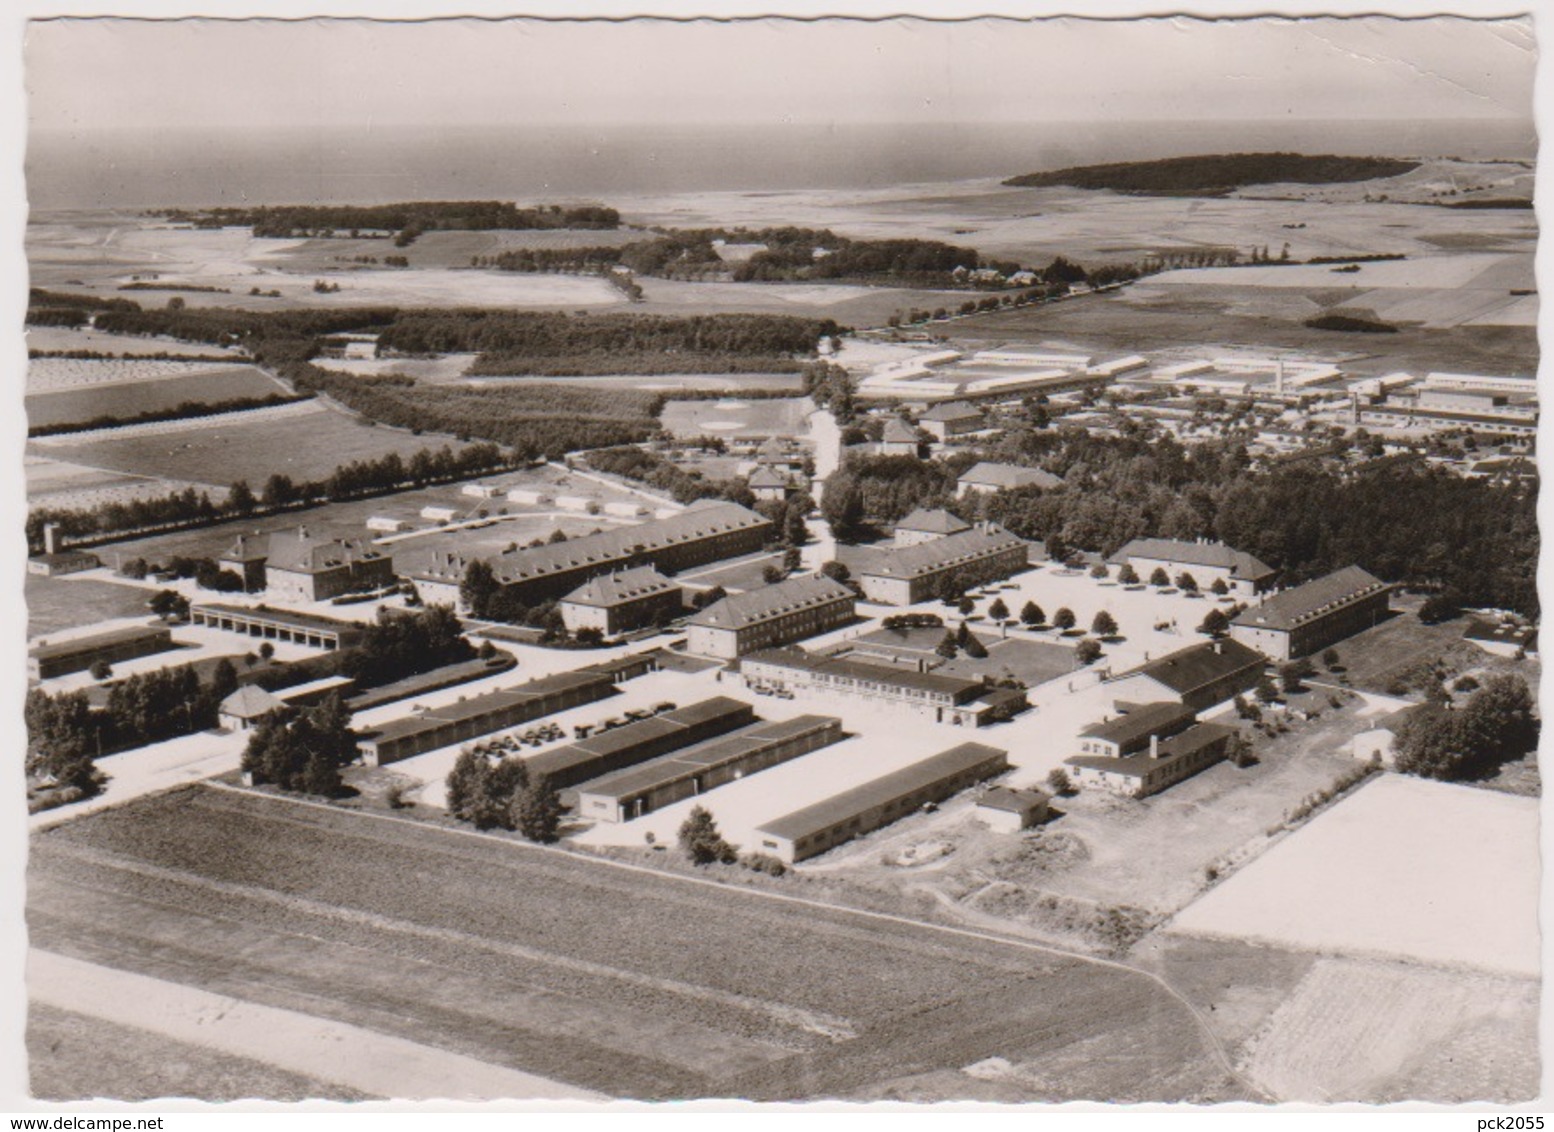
[975,786,1050,832]
[219,684,286,731]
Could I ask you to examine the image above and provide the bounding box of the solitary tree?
[1279,658,1315,694]
[1091,610,1119,638]
[1322,648,1341,670]
[1074,638,1103,666]
[1255,676,1280,705]
[88,660,112,681]
[1176,572,1199,593]
[1149,566,1170,587]
[1089,563,1109,580]
[1198,608,1230,637]
[936,631,959,659]
[147,589,189,622]
[1117,564,1140,585]
[963,633,989,659]
[1046,767,1073,796]
[1045,532,1068,563]
[678,805,735,865]
[958,595,975,617]
[1053,607,1077,631]
[988,597,1010,623]
[514,773,563,843]
[820,560,850,583]
[460,559,500,620]
[1210,577,1230,596]
[446,748,488,823]
[1020,601,1045,627]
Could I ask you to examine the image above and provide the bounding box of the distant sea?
[26,118,1537,212]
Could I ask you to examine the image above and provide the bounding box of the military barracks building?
[856,522,1030,605]
[1230,565,1391,661]
[404,501,771,610]
[1065,701,1235,799]
[559,566,683,638]
[686,574,856,660]
[1107,537,1276,596]
[221,528,395,602]
[1102,639,1265,713]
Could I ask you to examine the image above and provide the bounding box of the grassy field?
[27,402,478,491]
[28,1003,368,1102]
[659,397,814,440]
[26,572,157,638]
[27,785,1243,1102]
[24,325,239,358]
[1324,604,1538,700]
[26,366,287,430]
[945,287,1539,378]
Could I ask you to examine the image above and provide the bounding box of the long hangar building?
[402,500,772,610]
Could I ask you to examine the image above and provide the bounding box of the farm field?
[945,285,1539,379]
[27,357,264,395]
[27,401,479,491]
[26,366,288,429]
[27,786,1244,1103]
[659,397,814,440]
[25,572,157,637]
[470,372,808,394]
[25,452,194,511]
[263,226,644,272]
[24,325,240,358]
[1168,775,1540,977]
[313,353,479,383]
[27,1003,368,1103]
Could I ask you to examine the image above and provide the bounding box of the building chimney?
[1150,733,1160,759]
[1213,640,1223,655]
[43,523,59,556]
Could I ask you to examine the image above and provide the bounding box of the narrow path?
[30,949,606,1102]
[201,782,1273,1101]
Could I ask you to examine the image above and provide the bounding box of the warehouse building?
[753,742,1009,863]
[575,714,843,823]
[1103,638,1265,712]
[559,566,683,638]
[29,624,176,681]
[1107,537,1276,595]
[190,603,366,651]
[402,500,772,609]
[738,648,1028,726]
[855,523,1030,605]
[1065,701,1234,798]
[686,574,856,660]
[358,670,617,765]
[528,696,757,791]
[1230,565,1391,661]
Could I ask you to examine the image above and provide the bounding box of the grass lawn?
[1325,602,1532,697]
[659,397,814,441]
[28,1003,368,1102]
[26,573,159,638]
[846,626,1075,689]
[30,403,480,490]
[27,785,1242,1103]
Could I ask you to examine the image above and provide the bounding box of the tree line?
[29,391,310,438]
[155,201,622,237]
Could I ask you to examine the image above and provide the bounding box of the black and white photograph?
[9,2,1543,1112]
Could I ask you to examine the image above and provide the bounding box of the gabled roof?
[1232,565,1388,633]
[561,566,679,609]
[747,466,790,489]
[688,574,854,632]
[1109,537,1274,582]
[858,524,1026,581]
[1079,700,1198,748]
[896,508,972,536]
[1119,639,1264,698]
[958,461,1063,491]
[977,785,1049,813]
[881,419,919,444]
[220,684,285,720]
[920,400,982,423]
[265,528,386,575]
[1067,721,1234,776]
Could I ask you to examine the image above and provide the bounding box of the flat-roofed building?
[855,522,1030,605]
[975,786,1050,832]
[956,461,1063,499]
[1230,565,1391,661]
[560,566,683,638]
[29,624,176,681]
[918,401,983,441]
[528,696,756,791]
[357,670,618,766]
[1103,638,1265,712]
[738,648,1027,726]
[1107,537,1276,595]
[753,742,1009,863]
[575,715,843,823]
[686,575,855,660]
[190,603,366,651]
[893,508,971,548]
[401,500,772,610]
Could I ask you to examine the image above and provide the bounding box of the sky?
[24,15,1536,135]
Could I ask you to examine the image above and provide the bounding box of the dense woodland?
[154,201,621,237]
[584,445,755,508]
[827,428,1537,617]
[1003,153,1420,193]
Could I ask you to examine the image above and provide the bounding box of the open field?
[25,572,158,637]
[472,372,808,394]
[1169,775,1539,977]
[25,452,206,512]
[28,786,1242,1102]
[263,227,643,272]
[1138,933,1536,1104]
[28,401,478,491]
[313,353,479,383]
[1324,602,1538,700]
[27,366,288,429]
[28,1002,368,1103]
[659,397,814,440]
[945,285,1539,378]
[27,357,268,395]
[25,325,240,358]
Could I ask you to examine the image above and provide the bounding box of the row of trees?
[160,201,622,237]
[28,392,307,439]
